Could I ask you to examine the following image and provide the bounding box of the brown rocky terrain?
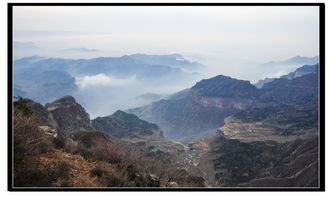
[13,97,205,188]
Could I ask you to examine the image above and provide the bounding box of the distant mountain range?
[59,48,100,53]
[262,56,318,67]
[13,54,201,103]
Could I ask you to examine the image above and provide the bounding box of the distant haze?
[13,6,319,117]
[14,6,319,82]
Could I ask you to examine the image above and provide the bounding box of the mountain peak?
[53,95,76,103]
[44,96,94,134]
[92,111,162,139]
[112,110,132,117]
[191,75,258,98]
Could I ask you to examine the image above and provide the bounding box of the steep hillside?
[280,64,318,80]
[92,110,162,139]
[191,135,318,187]
[13,97,205,187]
[260,72,318,103]
[129,75,263,143]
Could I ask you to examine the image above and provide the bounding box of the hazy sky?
[13,6,319,81]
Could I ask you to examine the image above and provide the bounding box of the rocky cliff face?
[19,96,94,136]
[43,96,94,135]
[25,99,57,128]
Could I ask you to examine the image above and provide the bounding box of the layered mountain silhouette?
[262,56,318,67]
[13,54,201,104]
[129,64,318,142]
[12,57,320,188]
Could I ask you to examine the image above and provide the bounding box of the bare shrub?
[63,139,78,153]
[14,162,71,187]
[101,173,124,187]
[90,140,123,164]
[53,161,71,179]
[13,109,52,165]
[90,167,107,177]
[52,136,66,149]
[91,168,125,187]
[70,131,125,164]
[14,168,53,187]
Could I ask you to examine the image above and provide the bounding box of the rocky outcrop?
[44,96,94,135]
[20,96,94,136]
[39,126,58,138]
[25,99,56,128]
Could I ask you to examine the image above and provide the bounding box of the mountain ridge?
[129,65,318,142]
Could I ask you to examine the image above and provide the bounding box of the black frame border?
[7,2,325,192]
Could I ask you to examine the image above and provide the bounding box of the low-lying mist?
[72,72,200,118]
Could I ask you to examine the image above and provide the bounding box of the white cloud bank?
[75,73,136,89]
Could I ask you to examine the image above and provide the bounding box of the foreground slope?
[13,97,205,187]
